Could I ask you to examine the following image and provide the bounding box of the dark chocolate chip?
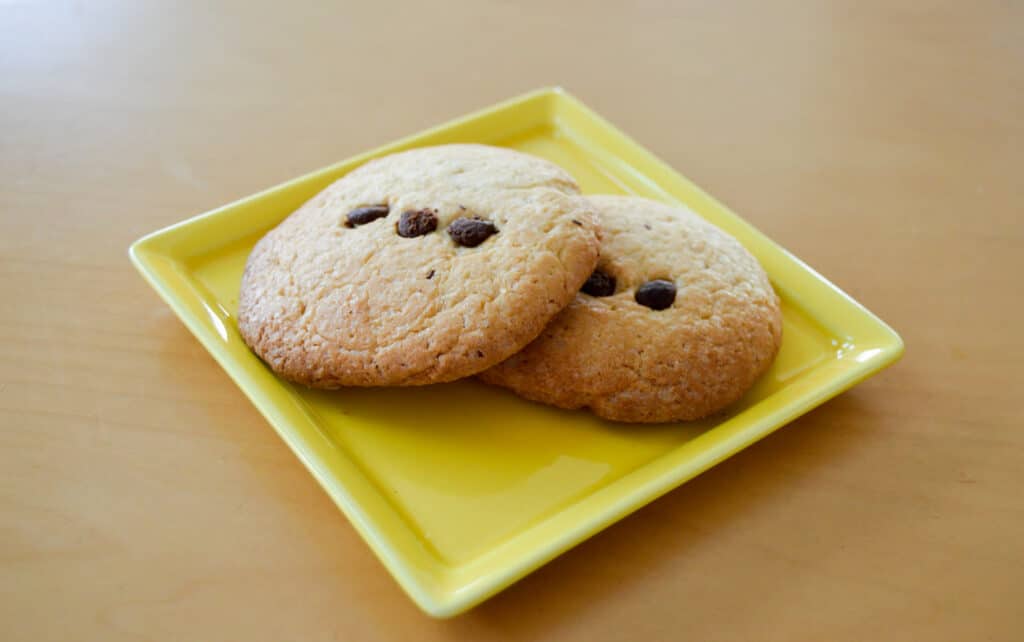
[426,269,435,280]
[635,279,677,310]
[345,205,389,227]
[476,350,484,358]
[448,217,498,247]
[581,270,616,297]
[397,209,438,237]
[571,219,583,226]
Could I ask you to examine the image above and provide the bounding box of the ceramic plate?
[129,88,903,617]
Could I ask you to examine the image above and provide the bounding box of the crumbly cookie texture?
[480,195,782,423]
[237,144,601,387]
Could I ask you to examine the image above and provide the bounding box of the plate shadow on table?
[448,392,880,639]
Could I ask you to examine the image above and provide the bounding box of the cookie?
[480,195,782,423]
[237,144,601,387]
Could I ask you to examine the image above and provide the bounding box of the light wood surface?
[2,1,1022,640]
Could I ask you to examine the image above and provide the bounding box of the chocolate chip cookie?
[237,144,601,387]
[480,195,782,422]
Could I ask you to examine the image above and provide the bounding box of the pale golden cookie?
[480,195,782,422]
[237,144,601,387]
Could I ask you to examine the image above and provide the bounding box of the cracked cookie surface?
[480,195,782,422]
[237,144,601,387]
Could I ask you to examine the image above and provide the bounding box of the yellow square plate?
[130,88,903,617]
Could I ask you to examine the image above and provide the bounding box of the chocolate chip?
[397,209,438,237]
[448,217,498,247]
[581,270,616,297]
[635,280,677,310]
[643,223,652,231]
[426,269,435,280]
[345,205,389,227]
[476,350,484,357]
[571,219,583,226]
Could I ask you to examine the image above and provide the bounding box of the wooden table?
[3,1,1022,639]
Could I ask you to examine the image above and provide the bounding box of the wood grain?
[2,1,1022,640]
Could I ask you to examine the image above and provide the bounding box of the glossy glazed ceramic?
[129,88,903,617]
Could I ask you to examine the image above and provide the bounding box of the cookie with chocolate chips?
[237,144,601,386]
[481,195,782,423]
